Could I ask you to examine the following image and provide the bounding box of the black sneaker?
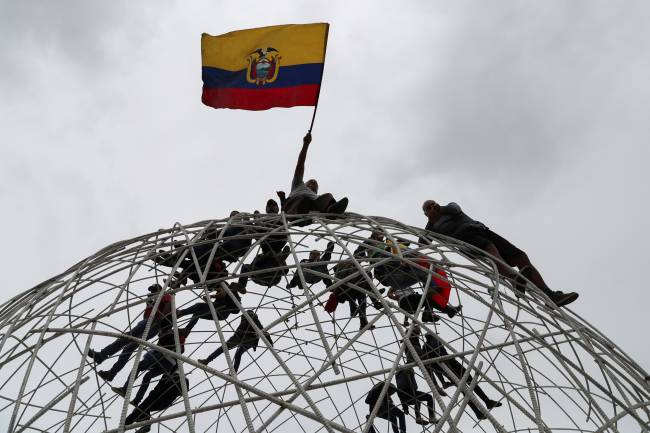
[326,197,348,214]
[98,370,116,382]
[111,386,126,397]
[486,399,502,410]
[88,349,107,365]
[547,291,579,307]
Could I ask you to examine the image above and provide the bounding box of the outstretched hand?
[303,132,312,147]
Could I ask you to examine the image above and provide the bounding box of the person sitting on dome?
[238,246,291,288]
[330,259,376,331]
[395,367,437,425]
[176,281,247,329]
[286,241,335,292]
[279,133,348,215]
[365,381,406,433]
[212,210,254,263]
[89,284,173,382]
[422,332,502,421]
[420,200,577,307]
[198,310,272,372]
[124,369,188,432]
[111,324,190,406]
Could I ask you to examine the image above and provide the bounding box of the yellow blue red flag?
[201,23,329,111]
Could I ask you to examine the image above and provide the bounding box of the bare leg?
[509,252,551,291]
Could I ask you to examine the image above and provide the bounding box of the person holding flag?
[201,23,348,215]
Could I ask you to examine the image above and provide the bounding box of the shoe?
[546,290,579,307]
[111,386,126,397]
[198,358,209,366]
[130,399,140,406]
[98,370,116,382]
[445,305,462,318]
[326,197,348,214]
[421,312,441,323]
[436,387,447,397]
[486,399,502,410]
[415,418,427,425]
[88,349,107,365]
[476,411,488,420]
[442,381,454,389]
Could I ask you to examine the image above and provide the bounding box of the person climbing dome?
[422,332,502,421]
[331,259,376,331]
[365,381,407,433]
[404,325,449,396]
[198,310,272,372]
[153,236,228,290]
[238,246,291,288]
[421,200,578,307]
[124,370,188,432]
[286,241,335,291]
[395,367,437,425]
[353,228,387,309]
[111,325,190,406]
[281,133,348,214]
[411,256,462,320]
[89,284,173,382]
[176,281,246,330]
[374,240,423,296]
[387,285,440,327]
[253,199,287,255]
[212,210,254,263]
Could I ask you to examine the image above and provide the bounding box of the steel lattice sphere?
[1,213,649,433]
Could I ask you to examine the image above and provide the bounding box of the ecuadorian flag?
[201,23,329,111]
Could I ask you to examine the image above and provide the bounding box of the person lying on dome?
[395,367,437,425]
[238,246,291,288]
[421,200,578,307]
[286,241,335,292]
[331,259,376,331]
[89,284,173,381]
[280,133,348,214]
[176,281,246,329]
[388,286,441,327]
[365,381,406,433]
[422,332,502,421]
[124,370,188,432]
[111,324,190,406]
[198,310,272,372]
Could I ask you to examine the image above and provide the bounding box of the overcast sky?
[1,1,648,370]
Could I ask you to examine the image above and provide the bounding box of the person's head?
[266,199,279,214]
[309,250,321,261]
[370,228,383,241]
[148,283,162,293]
[306,179,319,194]
[246,309,257,319]
[412,324,421,336]
[422,200,441,220]
[230,210,240,218]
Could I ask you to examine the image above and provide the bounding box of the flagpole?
[308,23,330,134]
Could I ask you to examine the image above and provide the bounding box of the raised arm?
[293,133,312,184]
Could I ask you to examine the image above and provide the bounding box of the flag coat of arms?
[201,23,329,111]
